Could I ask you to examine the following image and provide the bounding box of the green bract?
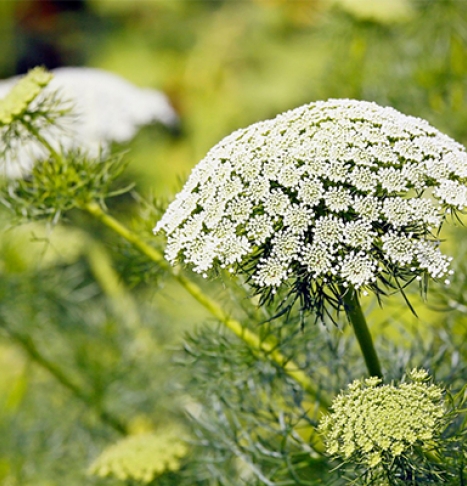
[155,99,467,313]
[1,150,129,222]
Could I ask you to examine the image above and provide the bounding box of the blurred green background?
[1,0,467,484]
[3,0,466,198]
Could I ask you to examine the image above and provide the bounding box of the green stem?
[20,119,329,450]
[3,326,128,435]
[4,121,130,433]
[84,201,331,417]
[342,288,383,379]
[21,120,65,166]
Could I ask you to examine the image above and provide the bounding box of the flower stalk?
[6,97,330,442]
[21,119,64,165]
[342,288,383,379]
[84,201,331,417]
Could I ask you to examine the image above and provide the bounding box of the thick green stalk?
[84,201,331,415]
[342,288,383,379]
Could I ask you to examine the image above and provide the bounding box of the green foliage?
[1,150,130,223]
[181,320,343,485]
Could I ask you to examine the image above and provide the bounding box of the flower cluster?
[89,430,187,483]
[155,99,467,309]
[318,370,445,471]
[0,67,53,125]
[0,67,177,178]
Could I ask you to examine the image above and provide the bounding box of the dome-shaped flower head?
[154,99,467,315]
[318,370,445,480]
[89,428,187,483]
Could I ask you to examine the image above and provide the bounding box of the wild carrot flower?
[318,370,445,478]
[0,67,177,178]
[155,99,467,313]
[89,429,187,483]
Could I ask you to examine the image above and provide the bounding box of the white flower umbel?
[0,67,177,178]
[155,99,467,310]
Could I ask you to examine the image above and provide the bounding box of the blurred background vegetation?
[1,0,467,485]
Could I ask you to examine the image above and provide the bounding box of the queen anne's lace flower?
[324,187,352,212]
[264,189,290,217]
[339,252,377,288]
[300,243,334,277]
[381,232,415,265]
[343,220,375,250]
[434,180,467,209]
[283,205,313,234]
[253,257,290,288]
[348,166,378,192]
[415,240,453,279]
[353,195,381,222]
[313,215,345,247]
[0,67,177,178]
[297,178,325,207]
[89,429,187,483]
[319,370,445,478]
[155,99,467,307]
[377,167,408,193]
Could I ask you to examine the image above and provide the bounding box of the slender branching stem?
[84,201,332,419]
[22,120,330,407]
[21,120,65,166]
[11,121,130,434]
[342,288,383,379]
[20,119,330,451]
[3,325,128,434]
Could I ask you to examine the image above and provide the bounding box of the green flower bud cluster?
[89,429,188,483]
[319,370,445,470]
[0,67,52,126]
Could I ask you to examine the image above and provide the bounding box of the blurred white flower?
[0,67,178,178]
[155,99,467,306]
